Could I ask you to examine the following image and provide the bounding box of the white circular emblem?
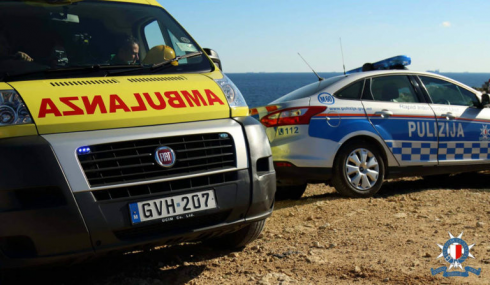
[318,92,335,105]
[155,146,176,168]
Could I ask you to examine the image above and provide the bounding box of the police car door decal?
[361,76,438,167]
[420,76,490,165]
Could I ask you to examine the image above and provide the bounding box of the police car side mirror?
[481,93,490,108]
[203,48,222,71]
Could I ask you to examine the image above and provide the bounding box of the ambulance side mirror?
[203,48,222,71]
[481,93,490,108]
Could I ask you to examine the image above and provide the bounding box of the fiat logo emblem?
[155,146,176,168]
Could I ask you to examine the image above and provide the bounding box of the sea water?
[228,72,490,108]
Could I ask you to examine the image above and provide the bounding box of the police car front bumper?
[0,118,275,268]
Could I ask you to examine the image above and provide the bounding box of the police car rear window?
[334,80,364,100]
[270,76,343,104]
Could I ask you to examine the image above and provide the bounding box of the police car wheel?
[332,141,385,198]
[205,219,266,249]
[275,184,307,200]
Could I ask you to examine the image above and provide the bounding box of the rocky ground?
[3,172,490,285]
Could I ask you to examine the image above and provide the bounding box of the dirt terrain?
[3,172,490,284]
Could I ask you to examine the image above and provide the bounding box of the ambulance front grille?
[77,133,237,187]
[91,171,239,201]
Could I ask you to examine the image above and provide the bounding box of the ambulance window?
[144,21,166,49]
[167,30,199,64]
[0,1,213,81]
[419,76,479,107]
[370,76,420,103]
[335,80,364,100]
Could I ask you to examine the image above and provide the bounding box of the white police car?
[252,56,490,198]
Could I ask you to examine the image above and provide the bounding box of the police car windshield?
[0,1,212,82]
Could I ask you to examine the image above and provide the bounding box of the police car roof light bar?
[346,55,411,74]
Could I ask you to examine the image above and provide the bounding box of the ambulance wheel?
[275,184,307,200]
[332,141,385,198]
[206,219,266,249]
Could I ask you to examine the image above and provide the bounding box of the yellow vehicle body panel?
[231,107,249,117]
[8,74,230,134]
[0,124,38,138]
[0,82,11,90]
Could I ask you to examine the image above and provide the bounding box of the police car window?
[419,76,479,107]
[334,80,364,100]
[370,76,419,103]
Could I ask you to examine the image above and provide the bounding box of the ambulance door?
[418,76,490,166]
[361,75,438,166]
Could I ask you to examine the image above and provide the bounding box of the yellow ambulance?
[0,0,275,268]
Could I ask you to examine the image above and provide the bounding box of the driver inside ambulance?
[110,35,140,65]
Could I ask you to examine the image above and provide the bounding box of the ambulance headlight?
[214,75,248,108]
[0,90,32,126]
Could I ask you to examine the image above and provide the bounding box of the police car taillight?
[260,106,326,127]
[275,161,293,167]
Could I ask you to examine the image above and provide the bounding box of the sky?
[160,0,490,73]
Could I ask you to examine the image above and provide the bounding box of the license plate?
[128,190,217,224]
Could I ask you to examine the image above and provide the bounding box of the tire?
[332,140,385,198]
[207,220,266,249]
[275,184,307,200]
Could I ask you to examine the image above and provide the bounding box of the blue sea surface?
[227,72,490,108]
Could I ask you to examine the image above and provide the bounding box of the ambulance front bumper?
[0,118,275,268]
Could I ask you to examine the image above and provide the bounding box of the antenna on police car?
[339,37,346,75]
[298,53,324,81]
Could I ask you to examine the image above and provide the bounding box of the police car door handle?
[374,110,393,118]
[442,112,455,120]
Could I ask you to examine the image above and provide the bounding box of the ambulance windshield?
[0,1,212,81]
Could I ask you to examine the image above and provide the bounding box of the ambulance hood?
[8,74,230,134]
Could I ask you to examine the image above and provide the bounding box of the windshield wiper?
[105,64,147,76]
[106,52,203,77]
[150,51,203,71]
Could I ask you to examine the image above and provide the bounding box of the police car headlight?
[214,75,248,107]
[0,90,33,126]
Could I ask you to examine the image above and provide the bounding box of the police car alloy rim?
[345,148,379,191]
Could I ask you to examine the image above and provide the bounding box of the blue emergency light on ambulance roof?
[346,55,411,74]
[77,146,91,154]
